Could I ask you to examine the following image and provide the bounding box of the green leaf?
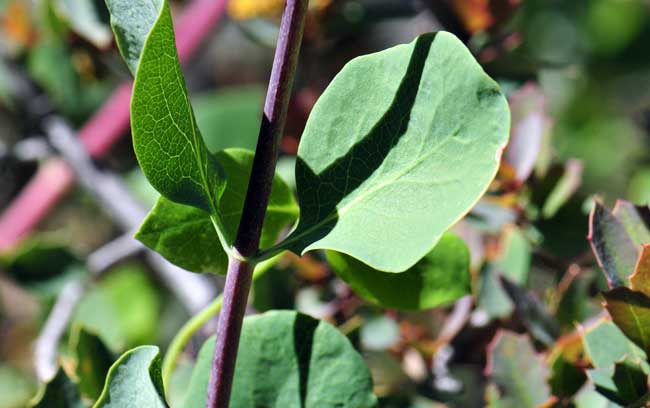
[327,233,470,310]
[70,326,115,401]
[589,201,638,286]
[485,331,551,408]
[95,346,167,408]
[192,87,264,153]
[603,287,650,355]
[612,200,650,247]
[53,0,112,48]
[74,265,161,350]
[476,265,514,320]
[494,227,531,285]
[582,319,646,368]
[589,360,649,406]
[136,149,299,274]
[107,0,227,219]
[182,311,377,408]
[0,365,36,408]
[271,31,509,272]
[29,368,87,408]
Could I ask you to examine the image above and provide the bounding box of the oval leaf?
[136,149,298,274]
[327,233,470,310]
[276,31,509,272]
[182,311,377,408]
[94,346,167,408]
[107,0,226,216]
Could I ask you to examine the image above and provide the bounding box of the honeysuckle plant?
[81,0,510,406]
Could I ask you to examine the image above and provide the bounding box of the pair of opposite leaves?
[107,0,509,305]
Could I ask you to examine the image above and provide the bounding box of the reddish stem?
[0,0,229,251]
[206,1,309,407]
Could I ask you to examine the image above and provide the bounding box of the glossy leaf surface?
[276,31,509,272]
[327,233,470,310]
[182,311,377,408]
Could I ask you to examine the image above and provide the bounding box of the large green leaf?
[136,149,299,274]
[485,331,551,408]
[182,311,377,408]
[603,287,650,355]
[271,32,509,272]
[107,0,226,219]
[327,233,470,310]
[94,346,167,408]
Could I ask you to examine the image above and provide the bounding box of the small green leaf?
[182,311,377,408]
[70,326,115,401]
[272,31,509,272]
[582,319,646,369]
[477,265,514,320]
[53,0,112,48]
[603,287,650,355]
[107,0,227,220]
[588,359,649,406]
[136,149,298,274]
[327,233,470,310]
[485,331,551,408]
[589,201,638,286]
[74,265,161,350]
[494,227,531,285]
[29,368,87,408]
[94,346,167,408]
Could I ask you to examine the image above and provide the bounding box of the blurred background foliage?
[0,0,650,407]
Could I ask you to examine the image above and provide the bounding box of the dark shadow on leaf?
[288,33,437,252]
[293,313,319,407]
[604,287,650,308]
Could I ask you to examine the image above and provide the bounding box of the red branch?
[0,0,228,251]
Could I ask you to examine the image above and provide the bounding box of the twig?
[34,279,84,381]
[45,117,215,314]
[206,1,309,407]
[0,0,229,251]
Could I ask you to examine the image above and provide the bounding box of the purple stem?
[205,1,309,407]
